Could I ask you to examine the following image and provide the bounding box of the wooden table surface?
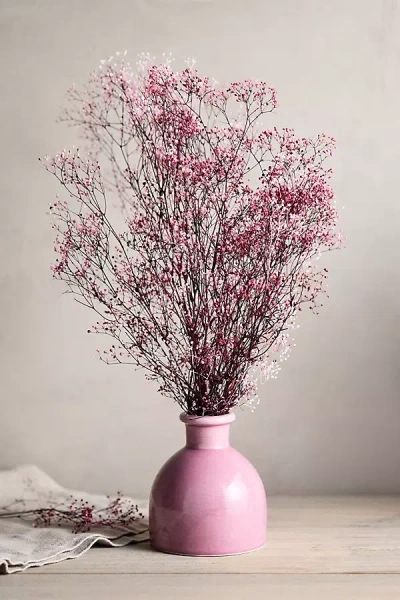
[2,496,400,599]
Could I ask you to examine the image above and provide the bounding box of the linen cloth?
[0,465,149,574]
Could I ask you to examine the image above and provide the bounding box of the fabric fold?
[0,465,149,574]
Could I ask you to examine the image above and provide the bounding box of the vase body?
[149,412,267,556]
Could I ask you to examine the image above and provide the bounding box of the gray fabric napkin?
[0,465,149,574]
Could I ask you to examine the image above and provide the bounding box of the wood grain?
[3,497,400,598]
[3,575,400,600]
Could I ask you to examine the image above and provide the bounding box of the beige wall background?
[1,0,399,498]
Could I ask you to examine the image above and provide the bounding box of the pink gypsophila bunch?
[43,54,341,416]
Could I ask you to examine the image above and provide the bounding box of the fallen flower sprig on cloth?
[1,490,146,533]
[0,465,148,574]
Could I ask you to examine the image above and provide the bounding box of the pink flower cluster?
[43,55,341,415]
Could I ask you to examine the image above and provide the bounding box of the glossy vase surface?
[149,412,267,556]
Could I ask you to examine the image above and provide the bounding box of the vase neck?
[180,413,235,450]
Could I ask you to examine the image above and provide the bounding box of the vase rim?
[180,412,235,426]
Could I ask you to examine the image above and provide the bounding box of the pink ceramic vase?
[149,412,267,556]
